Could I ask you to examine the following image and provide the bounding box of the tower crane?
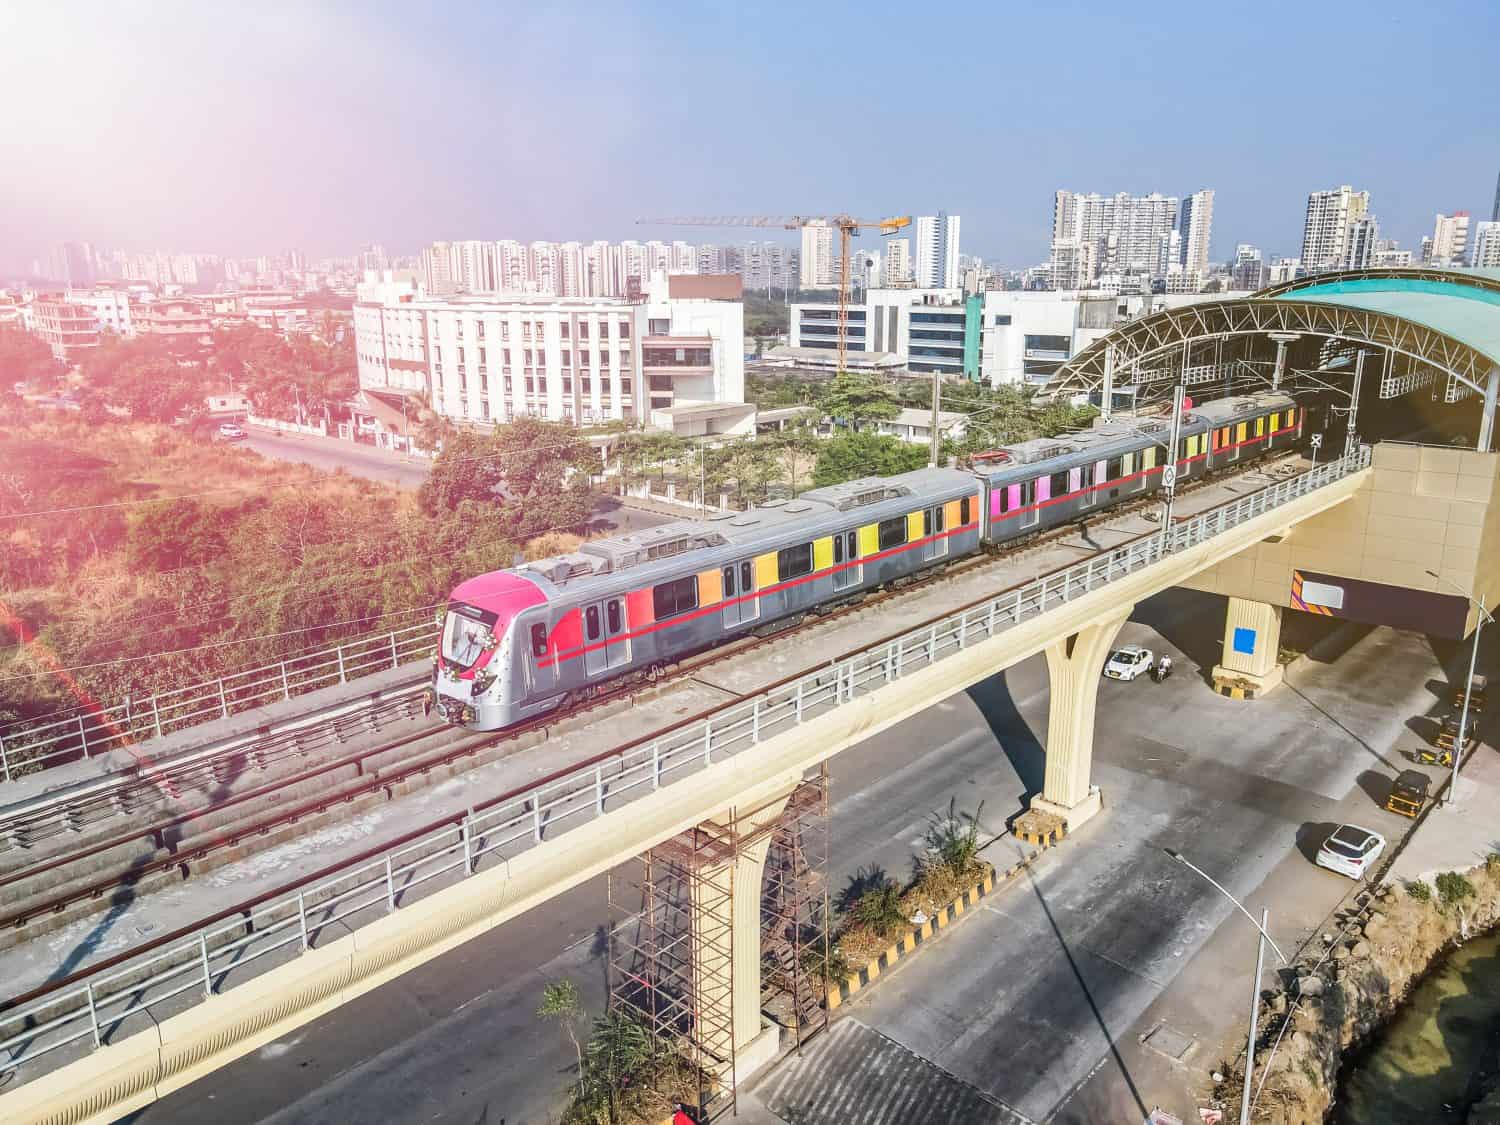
[638,214,912,373]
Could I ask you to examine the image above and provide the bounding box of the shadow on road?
[1354,769,1394,810]
[966,674,1044,819]
[1295,821,1340,865]
[1025,869,1149,1122]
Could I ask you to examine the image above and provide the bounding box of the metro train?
[430,391,1302,729]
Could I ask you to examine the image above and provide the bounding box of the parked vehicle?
[217,422,247,441]
[1315,825,1386,880]
[1414,744,1455,768]
[1384,770,1430,818]
[428,391,1304,728]
[1454,674,1488,714]
[1435,714,1477,754]
[1104,645,1156,682]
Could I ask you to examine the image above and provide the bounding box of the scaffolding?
[608,767,829,1121]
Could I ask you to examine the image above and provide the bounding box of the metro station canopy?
[1045,267,1500,410]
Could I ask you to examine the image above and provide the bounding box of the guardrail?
[0,621,435,783]
[0,448,1371,1088]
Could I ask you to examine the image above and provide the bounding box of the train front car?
[431,570,547,729]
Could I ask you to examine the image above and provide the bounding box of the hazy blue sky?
[2,0,1497,272]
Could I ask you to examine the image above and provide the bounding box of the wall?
[1184,443,1498,633]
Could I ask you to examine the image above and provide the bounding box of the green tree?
[811,431,928,487]
[537,979,586,1098]
[418,417,597,538]
[819,370,899,431]
[0,328,60,387]
[767,426,820,496]
[125,499,226,571]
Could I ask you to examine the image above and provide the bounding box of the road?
[241,426,674,535]
[132,587,1451,1125]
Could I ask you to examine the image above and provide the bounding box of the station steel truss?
[1046,297,1495,406]
[1253,265,1500,300]
[608,768,829,1121]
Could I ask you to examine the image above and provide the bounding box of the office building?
[1428,213,1470,267]
[1300,186,1370,273]
[1178,190,1215,277]
[354,271,746,434]
[915,212,961,289]
[1473,222,1500,269]
[799,221,834,288]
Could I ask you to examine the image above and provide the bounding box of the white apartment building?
[1050,191,1179,288]
[1300,186,1370,273]
[1472,222,1500,269]
[354,271,746,433]
[1268,256,1301,284]
[884,238,912,285]
[63,287,133,336]
[1429,212,1471,267]
[1178,190,1215,277]
[915,213,961,289]
[1345,216,1379,269]
[799,221,834,288]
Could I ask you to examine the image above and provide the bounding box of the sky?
[2,0,1498,274]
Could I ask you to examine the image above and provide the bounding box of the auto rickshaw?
[1455,673,1488,714]
[1385,769,1431,818]
[1435,713,1477,754]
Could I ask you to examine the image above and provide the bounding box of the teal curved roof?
[1273,274,1500,370]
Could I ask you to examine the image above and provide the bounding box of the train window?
[722,565,737,598]
[922,509,932,536]
[530,623,547,657]
[833,534,844,564]
[960,496,972,524]
[932,504,945,532]
[652,575,698,620]
[846,530,858,559]
[1106,457,1122,481]
[607,600,622,633]
[777,543,813,581]
[585,605,601,642]
[878,516,906,550]
[1050,470,1070,496]
[740,561,754,592]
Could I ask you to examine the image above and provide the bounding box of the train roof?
[516,466,975,593]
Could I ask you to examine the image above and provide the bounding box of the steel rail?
[0,449,1369,1088]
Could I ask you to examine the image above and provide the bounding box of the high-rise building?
[1428,213,1470,267]
[1493,171,1500,224]
[799,221,834,289]
[1473,222,1500,269]
[422,241,460,295]
[1178,190,1215,277]
[45,243,95,287]
[1155,230,1182,279]
[1049,191,1178,288]
[1344,216,1379,269]
[1372,240,1413,268]
[914,212,961,289]
[883,238,912,285]
[1300,186,1370,273]
[1230,244,1266,291]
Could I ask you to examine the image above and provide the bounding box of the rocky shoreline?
[1223,855,1500,1124]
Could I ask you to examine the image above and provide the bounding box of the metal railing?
[0,448,1371,1087]
[0,622,436,783]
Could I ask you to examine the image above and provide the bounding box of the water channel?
[1333,930,1500,1124]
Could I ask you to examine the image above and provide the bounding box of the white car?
[217,422,246,441]
[1315,825,1386,880]
[1103,644,1155,681]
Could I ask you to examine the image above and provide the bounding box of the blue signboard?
[1232,627,1256,655]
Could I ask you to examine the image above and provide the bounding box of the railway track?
[0,452,1305,956]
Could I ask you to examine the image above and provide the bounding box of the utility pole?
[1241,908,1270,1125]
[1159,340,1189,553]
[929,370,942,468]
[1100,343,1115,423]
[1344,350,1365,460]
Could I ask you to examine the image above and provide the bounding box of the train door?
[722,560,758,629]
[583,603,608,678]
[832,529,861,590]
[1020,477,1040,529]
[923,504,948,560]
[604,597,629,670]
[527,620,555,693]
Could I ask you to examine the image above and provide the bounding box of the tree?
[767,426,820,496]
[0,328,60,387]
[125,499,226,571]
[538,979,586,1098]
[418,417,598,538]
[811,431,929,487]
[819,370,900,431]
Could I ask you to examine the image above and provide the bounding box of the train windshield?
[442,603,498,668]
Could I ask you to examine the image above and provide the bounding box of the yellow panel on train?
[813,536,834,571]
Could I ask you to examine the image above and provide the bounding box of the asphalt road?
[241,427,673,535]
[130,588,1449,1125]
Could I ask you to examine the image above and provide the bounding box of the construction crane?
[638,214,912,373]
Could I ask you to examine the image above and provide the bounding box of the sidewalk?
[1389,747,1500,883]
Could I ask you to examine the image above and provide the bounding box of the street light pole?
[1162,848,1287,1125]
[1428,569,1492,809]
